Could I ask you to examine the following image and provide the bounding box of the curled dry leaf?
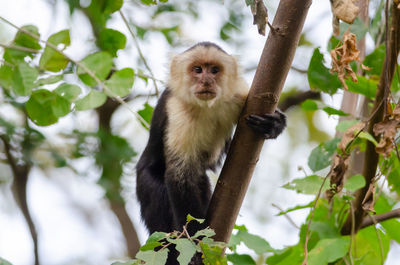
[326,154,350,201]
[330,31,369,90]
[373,103,400,156]
[361,183,376,214]
[330,0,359,35]
[338,122,365,153]
[251,0,269,36]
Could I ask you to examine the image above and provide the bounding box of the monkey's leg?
[165,169,211,234]
[245,109,286,139]
[136,169,174,233]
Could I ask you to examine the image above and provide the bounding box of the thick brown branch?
[341,2,400,235]
[278,90,320,112]
[206,0,312,243]
[360,209,400,229]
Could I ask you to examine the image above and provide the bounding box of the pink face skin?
[190,63,222,101]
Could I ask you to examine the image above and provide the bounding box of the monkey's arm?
[245,110,286,139]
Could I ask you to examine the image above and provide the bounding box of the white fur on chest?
[165,96,242,165]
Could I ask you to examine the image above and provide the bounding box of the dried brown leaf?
[252,0,268,36]
[330,0,359,24]
[330,31,361,90]
[326,154,350,201]
[361,183,376,214]
[338,122,365,153]
[373,119,400,156]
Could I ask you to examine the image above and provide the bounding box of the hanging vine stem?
[0,15,150,129]
[119,10,159,97]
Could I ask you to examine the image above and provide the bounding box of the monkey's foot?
[245,110,286,139]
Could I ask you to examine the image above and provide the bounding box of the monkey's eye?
[210,66,220,74]
[193,66,202,73]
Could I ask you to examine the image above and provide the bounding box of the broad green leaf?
[282,175,329,195]
[26,89,70,126]
[381,219,400,244]
[12,62,38,96]
[4,25,41,63]
[266,244,304,265]
[301,99,318,111]
[201,242,228,265]
[54,83,82,102]
[104,0,123,13]
[237,230,274,254]
[227,254,256,265]
[136,249,168,265]
[228,232,241,250]
[363,45,385,76]
[105,68,134,97]
[352,226,390,265]
[74,90,107,110]
[346,75,377,99]
[175,239,197,265]
[186,214,204,224]
[308,48,342,95]
[35,74,64,86]
[77,52,113,87]
[358,132,378,146]
[0,65,13,90]
[140,232,167,251]
[98,28,127,56]
[344,174,366,192]
[308,146,331,171]
[322,107,349,116]
[138,103,154,125]
[307,237,350,265]
[193,228,215,239]
[388,161,400,195]
[309,221,340,239]
[39,30,70,72]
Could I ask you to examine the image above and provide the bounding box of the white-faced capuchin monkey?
[136,42,286,264]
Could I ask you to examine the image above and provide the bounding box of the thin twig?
[0,15,149,129]
[272,203,300,229]
[0,43,40,53]
[119,10,159,96]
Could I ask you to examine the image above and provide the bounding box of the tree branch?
[359,208,400,229]
[206,0,312,243]
[341,1,400,235]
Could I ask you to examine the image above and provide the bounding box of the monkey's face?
[189,63,222,101]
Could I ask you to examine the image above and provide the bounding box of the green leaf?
[175,239,197,265]
[301,99,318,111]
[74,90,107,110]
[136,249,169,265]
[227,254,256,265]
[266,244,304,265]
[308,146,331,171]
[282,175,329,195]
[363,45,385,76]
[26,89,70,126]
[276,202,313,216]
[39,30,70,72]
[339,18,368,40]
[54,83,82,102]
[346,75,377,99]
[140,0,157,5]
[104,0,123,13]
[77,52,113,87]
[358,132,378,146]
[98,28,127,57]
[35,74,64,86]
[105,68,134,97]
[140,231,167,251]
[193,228,215,239]
[0,65,13,90]
[307,237,350,265]
[4,25,41,64]
[381,219,400,244]
[308,48,342,95]
[322,107,349,116]
[237,230,274,254]
[309,221,340,239]
[138,103,154,125]
[344,174,366,192]
[201,242,228,265]
[12,62,39,96]
[388,159,400,195]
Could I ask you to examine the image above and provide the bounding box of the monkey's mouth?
[195,90,216,100]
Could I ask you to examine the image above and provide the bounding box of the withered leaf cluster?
[330,31,369,90]
[330,0,359,35]
[251,0,268,36]
[373,103,400,156]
